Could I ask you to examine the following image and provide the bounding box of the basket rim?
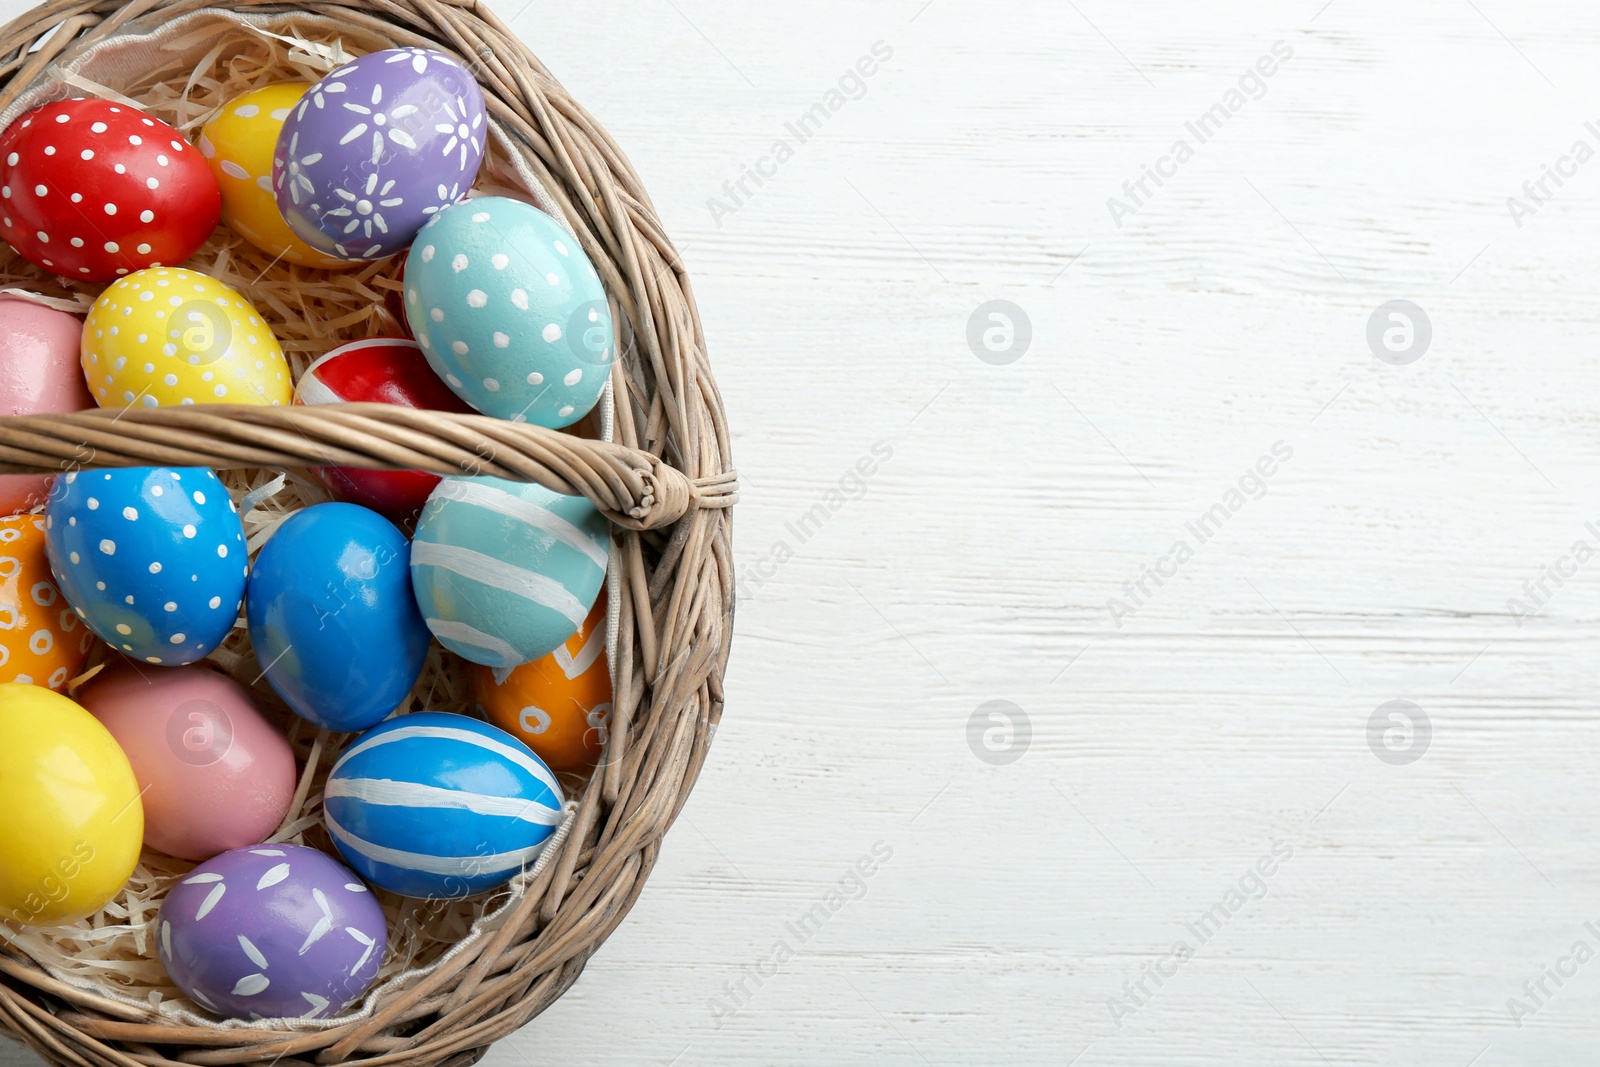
[0,4,736,1065]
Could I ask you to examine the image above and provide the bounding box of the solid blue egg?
[404,197,613,427]
[45,468,246,666]
[324,712,565,898]
[246,502,428,732]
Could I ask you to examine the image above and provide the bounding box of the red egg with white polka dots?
[0,98,220,282]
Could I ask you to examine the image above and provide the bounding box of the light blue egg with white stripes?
[323,712,564,899]
[410,475,609,667]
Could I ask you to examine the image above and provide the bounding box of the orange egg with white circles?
[0,514,95,690]
[471,591,611,773]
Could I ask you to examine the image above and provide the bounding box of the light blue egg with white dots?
[44,468,247,665]
[404,196,613,427]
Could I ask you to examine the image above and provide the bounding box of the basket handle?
[0,403,735,531]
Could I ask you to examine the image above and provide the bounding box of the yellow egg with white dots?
[81,267,292,408]
[199,84,353,270]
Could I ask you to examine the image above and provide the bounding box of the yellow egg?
[0,683,143,925]
[82,267,292,408]
[199,84,354,270]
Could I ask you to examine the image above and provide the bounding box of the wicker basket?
[0,2,736,1065]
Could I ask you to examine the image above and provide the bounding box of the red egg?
[0,98,220,281]
[294,337,473,521]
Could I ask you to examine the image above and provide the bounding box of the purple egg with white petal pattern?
[156,844,386,1021]
[272,47,486,261]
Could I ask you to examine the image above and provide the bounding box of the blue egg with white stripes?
[44,467,247,666]
[410,475,609,667]
[246,503,430,732]
[323,712,565,898]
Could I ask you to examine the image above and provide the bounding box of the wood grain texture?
[7,0,1600,1063]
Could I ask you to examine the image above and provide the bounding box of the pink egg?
[0,298,92,516]
[80,664,298,861]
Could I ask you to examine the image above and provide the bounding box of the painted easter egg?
[81,664,296,861]
[45,467,247,665]
[0,298,93,514]
[293,337,472,520]
[473,590,610,772]
[199,84,352,270]
[411,476,610,667]
[157,843,385,1020]
[273,47,486,260]
[405,196,613,427]
[0,98,219,281]
[0,683,142,925]
[324,712,563,898]
[246,503,428,732]
[81,267,291,408]
[0,514,95,689]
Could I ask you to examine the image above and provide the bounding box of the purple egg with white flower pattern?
[157,844,386,1021]
[272,47,486,261]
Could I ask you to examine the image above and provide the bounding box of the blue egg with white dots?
[404,196,613,428]
[44,467,246,666]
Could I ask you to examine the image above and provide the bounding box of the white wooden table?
[10,0,1600,1063]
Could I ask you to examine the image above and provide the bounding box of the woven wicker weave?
[0,2,735,1064]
